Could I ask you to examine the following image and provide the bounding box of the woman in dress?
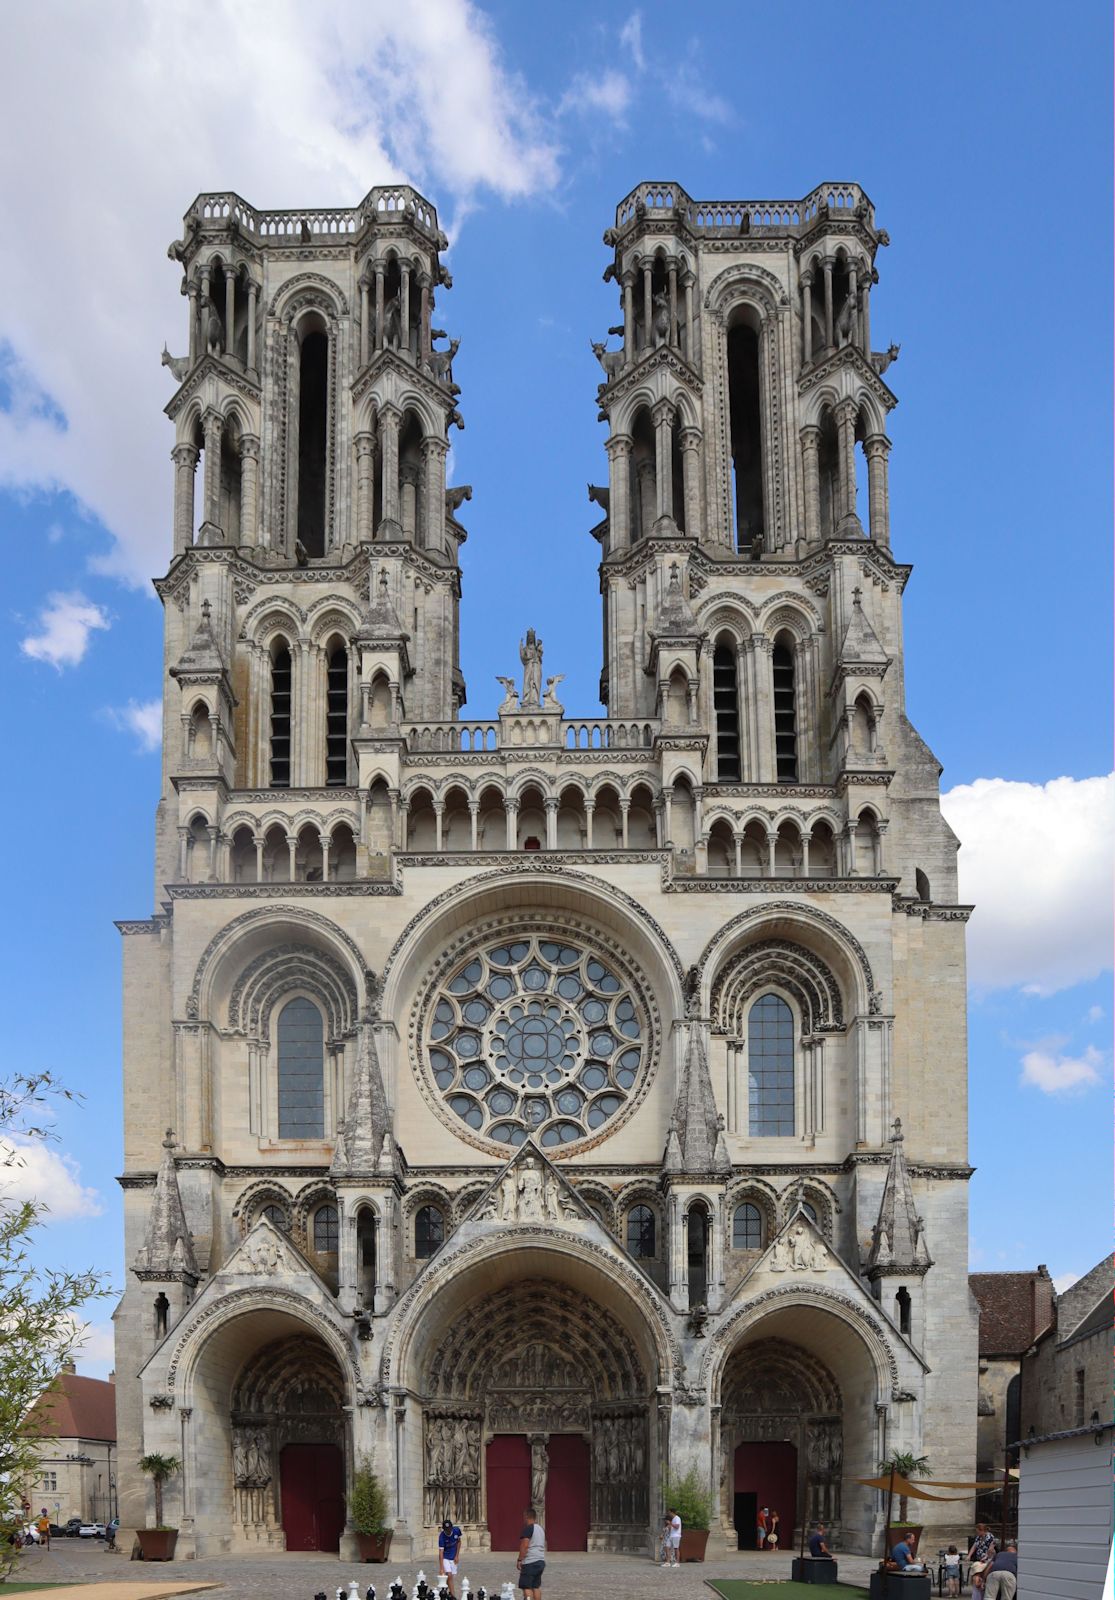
[967,1523,998,1592]
[766,1509,781,1550]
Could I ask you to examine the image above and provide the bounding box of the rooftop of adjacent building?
[24,1362,117,1444]
[969,1266,1055,1357]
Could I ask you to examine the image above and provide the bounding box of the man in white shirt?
[661,1507,682,1567]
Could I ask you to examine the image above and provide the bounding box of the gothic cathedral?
[115,179,977,1560]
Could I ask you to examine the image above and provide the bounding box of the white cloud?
[559,69,634,122]
[941,774,1115,994]
[619,13,646,71]
[20,590,110,670]
[0,1,559,587]
[0,1136,103,1221]
[1020,1043,1104,1095]
[1053,1270,1083,1294]
[1086,1004,1104,1024]
[105,698,162,753]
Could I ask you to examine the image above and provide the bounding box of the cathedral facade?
[115,178,977,1561]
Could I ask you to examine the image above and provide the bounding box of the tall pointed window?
[297,327,328,557]
[713,643,741,781]
[626,1204,656,1259]
[727,313,765,552]
[415,1204,444,1259]
[772,641,798,782]
[325,641,348,785]
[270,641,292,788]
[687,1203,709,1308]
[747,993,795,1136]
[276,997,324,1138]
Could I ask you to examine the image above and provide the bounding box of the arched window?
[713,643,741,781]
[313,1203,339,1253]
[414,1204,444,1259]
[626,1204,656,1258]
[276,997,324,1138]
[325,641,348,785]
[732,1202,763,1250]
[270,640,292,788]
[259,1203,290,1232]
[297,327,328,557]
[747,994,795,1136]
[154,1293,170,1340]
[687,1202,709,1308]
[895,1285,912,1335]
[915,868,931,903]
[357,1207,376,1306]
[772,641,798,782]
[801,1201,818,1225]
[727,313,765,552]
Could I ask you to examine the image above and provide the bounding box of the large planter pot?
[678,1529,709,1562]
[355,1530,393,1562]
[136,1528,178,1561]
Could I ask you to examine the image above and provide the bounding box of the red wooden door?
[734,1441,797,1551]
[486,1435,531,1551]
[280,1443,345,1552]
[544,1434,589,1551]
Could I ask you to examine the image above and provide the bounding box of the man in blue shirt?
[808,1522,831,1558]
[983,1540,1018,1600]
[438,1517,463,1597]
[891,1531,926,1572]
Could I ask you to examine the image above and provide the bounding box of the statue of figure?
[451,1421,471,1483]
[769,1232,789,1272]
[496,1169,519,1220]
[835,291,857,348]
[530,1437,549,1510]
[201,295,223,356]
[383,293,402,349]
[789,1222,817,1271]
[652,288,669,346]
[518,1156,545,1220]
[542,675,565,711]
[543,1171,561,1222]
[495,676,520,715]
[233,1430,251,1483]
[446,484,473,515]
[247,1429,271,1484]
[519,629,543,709]
[161,346,190,383]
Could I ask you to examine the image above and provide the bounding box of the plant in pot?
[880,1450,929,1557]
[350,1454,392,1562]
[664,1466,713,1562]
[137,1452,181,1560]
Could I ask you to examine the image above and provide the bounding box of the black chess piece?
[314,1591,328,1600]
[365,1589,376,1600]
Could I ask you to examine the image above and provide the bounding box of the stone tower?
[115,179,977,1563]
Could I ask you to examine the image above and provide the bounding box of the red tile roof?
[970,1270,1055,1356]
[24,1374,117,1443]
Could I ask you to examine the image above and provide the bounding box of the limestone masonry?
[115,178,978,1561]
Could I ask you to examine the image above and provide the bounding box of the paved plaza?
[13,1542,883,1597]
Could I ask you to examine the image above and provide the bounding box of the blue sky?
[0,0,1110,1373]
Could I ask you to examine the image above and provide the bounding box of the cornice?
[396,850,669,869]
[665,875,900,895]
[599,343,703,406]
[399,749,656,767]
[834,771,894,791]
[892,897,974,923]
[351,346,458,412]
[115,915,170,936]
[157,541,458,612]
[166,882,401,900]
[225,787,360,804]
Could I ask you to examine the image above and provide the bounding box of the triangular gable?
[457,1140,596,1228]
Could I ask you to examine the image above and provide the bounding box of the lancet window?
[276,997,325,1139]
[713,641,741,781]
[325,640,349,785]
[269,640,292,788]
[726,310,765,552]
[296,320,329,557]
[772,639,798,782]
[626,1204,656,1259]
[415,1204,444,1259]
[747,993,795,1137]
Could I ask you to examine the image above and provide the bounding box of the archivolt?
[712,938,845,1035]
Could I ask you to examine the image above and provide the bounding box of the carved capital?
[172,443,200,469]
[863,433,891,459]
[354,430,377,460]
[239,433,260,460]
[605,432,634,458]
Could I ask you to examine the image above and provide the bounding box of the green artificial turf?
[707,1581,871,1600]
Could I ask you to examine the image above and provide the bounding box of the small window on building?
[270,641,293,788]
[896,1285,912,1335]
[732,1202,763,1250]
[415,1204,444,1259]
[1074,1367,1086,1428]
[154,1292,170,1340]
[772,642,798,783]
[260,1203,290,1232]
[325,642,349,786]
[313,1203,339,1253]
[40,1472,57,1493]
[626,1204,656,1258]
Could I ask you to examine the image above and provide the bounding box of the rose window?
[425,935,647,1149]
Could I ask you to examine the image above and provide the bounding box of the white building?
[114,178,978,1561]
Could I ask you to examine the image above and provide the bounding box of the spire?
[330,1020,397,1178]
[655,561,699,637]
[663,1029,730,1174]
[839,586,887,666]
[867,1117,932,1275]
[134,1130,198,1278]
[355,567,410,645]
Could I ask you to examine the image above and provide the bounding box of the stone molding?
[186,903,374,1021]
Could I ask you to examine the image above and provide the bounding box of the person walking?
[663,1506,681,1566]
[517,1505,546,1600]
[657,1513,673,1564]
[756,1505,769,1550]
[968,1523,998,1592]
[766,1508,781,1550]
[438,1516,463,1598]
[35,1510,50,1551]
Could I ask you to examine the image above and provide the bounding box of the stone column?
[374,265,385,350]
[187,281,199,364]
[619,797,630,848]
[202,409,223,528]
[641,260,652,350]
[751,638,775,783]
[239,435,259,546]
[320,836,331,883]
[359,275,370,366]
[860,275,872,354]
[874,818,889,876]
[606,433,632,552]
[246,280,258,375]
[800,833,811,877]
[621,270,635,365]
[584,800,595,850]
[843,820,858,876]
[287,833,298,881]
[801,274,814,366]
[822,259,834,350]
[355,431,376,543]
[667,259,679,347]
[653,401,675,521]
[224,268,236,366]
[545,796,558,851]
[468,800,479,851]
[864,434,891,545]
[417,272,431,365]
[433,802,444,854]
[207,825,220,883]
[679,427,702,536]
[836,401,858,523]
[171,443,199,555]
[400,263,411,355]
[377,406,400,530]
[253,834,265,882]
[504,797,519,851]
[400,461,419,541]
[177,828,189,879]
[800,425,821,545]
[733,833,743,877]
[846,262,858,346]
[662,786,674,846]
[682,270,696,363]
[422,437,448,557]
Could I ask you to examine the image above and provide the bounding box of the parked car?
[63,1517,83,1536]
[77,1521,105,1538]
[48,1523,64,1537]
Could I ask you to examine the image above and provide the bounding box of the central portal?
[423,1276,652,1550]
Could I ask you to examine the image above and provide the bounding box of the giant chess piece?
[314,1592,328,1600]
[348,1584,362,1600]
[365,1588,376,1600]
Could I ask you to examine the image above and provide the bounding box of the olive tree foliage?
[0,1073,112,1574]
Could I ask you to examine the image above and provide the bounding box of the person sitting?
[808,1522,831,1558]
[891,1530,927,1572]
[983,1540,1017,1600]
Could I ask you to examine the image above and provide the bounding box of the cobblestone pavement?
[14,1541,881,1597]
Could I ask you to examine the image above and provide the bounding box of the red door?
[544,1434,590,1551]
[280,1443,345,1552]
[486,1435,531,1551]
[734,1441,797,1551]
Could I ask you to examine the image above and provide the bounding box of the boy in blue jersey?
[439,1516,463,1596]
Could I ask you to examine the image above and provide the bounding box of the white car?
[78,1522,105,1538]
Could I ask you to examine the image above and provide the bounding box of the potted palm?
[880,1450,929,1556]
[350,1454,392,1562]
[664,1466,713,1562]
[136,1452,180,1560]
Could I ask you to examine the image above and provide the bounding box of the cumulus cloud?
[941,774,1115,995]
[1020,1043,1104,1096]
[20,591,110,670]
[0,1136,103,1221]
[560,69,634,122]
[0,1,558,586]
[105,698,162,753]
